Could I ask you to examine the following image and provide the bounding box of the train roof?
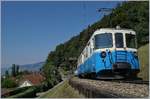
[94,28,136,35]
[98,28,134,31]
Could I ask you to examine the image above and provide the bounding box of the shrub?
[2,86,32,97]
[8,87,36,98]
[1,78,17,88]
[9,86,32,95]
[35,83,50,92]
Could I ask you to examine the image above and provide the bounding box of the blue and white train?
[75,26,140,79]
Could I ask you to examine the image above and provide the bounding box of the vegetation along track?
[94,77,149,85]
[69,77,149,98]
[107,80,149,85]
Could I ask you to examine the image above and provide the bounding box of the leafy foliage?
[8,87,36,98]
[2,86,32,97]
[11,64,20,77]
[5,70,9,78]
[138,44,149,80]
[1,78,17,88]
[42,1,149,87]
[42,62,62,89]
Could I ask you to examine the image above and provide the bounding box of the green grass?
[40,80,84,98]
[138,43,149,81]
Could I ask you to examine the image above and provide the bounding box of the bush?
[9,86,32,95]
[8,87,36,98]
[138,44,149,80]
[3,85,46,98]
[35,83,51,92]
[34,85,43,92]
[1,78,17,88]
[2,86,32,97]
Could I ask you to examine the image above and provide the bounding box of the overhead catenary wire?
[97,8,113,27]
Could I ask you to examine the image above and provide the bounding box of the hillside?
[42,1,149,88]
[40,80,84,98]
[138,44,149,81]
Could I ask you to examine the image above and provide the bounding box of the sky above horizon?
[2,1,120,67]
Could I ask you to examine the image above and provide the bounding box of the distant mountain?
[1,62,45,76]
[20,62,45,72]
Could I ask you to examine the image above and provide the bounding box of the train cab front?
[94,27,140,79]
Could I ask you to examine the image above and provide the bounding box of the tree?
[11,64,16,77]
[1,78,17,88]
[11,64,20,77]
[5,70,9,78]
[16,65,19,75]
[42,62,62,88]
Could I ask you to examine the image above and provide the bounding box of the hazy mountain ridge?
[1,62,45,75]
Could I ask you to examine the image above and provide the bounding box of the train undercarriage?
[78,62,140,80]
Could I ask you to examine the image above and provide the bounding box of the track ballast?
[69,77,149,98]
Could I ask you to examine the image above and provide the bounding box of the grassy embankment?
[138,43,149,81]
[40,80,84,98]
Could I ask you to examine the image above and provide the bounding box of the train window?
[95,33,112,49]
[90,47,92,54]
[115,33,124,48]
[87,42,91,56]
[86,47,88,57]
[81,54,84,63]
[126,34,136,48]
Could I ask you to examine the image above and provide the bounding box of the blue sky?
[2,1,120,67]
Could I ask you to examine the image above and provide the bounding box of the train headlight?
[101,51,106,58]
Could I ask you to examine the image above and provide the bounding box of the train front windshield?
[95,33,113,49]
[126,34,136,48]
[115,33,124,48]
